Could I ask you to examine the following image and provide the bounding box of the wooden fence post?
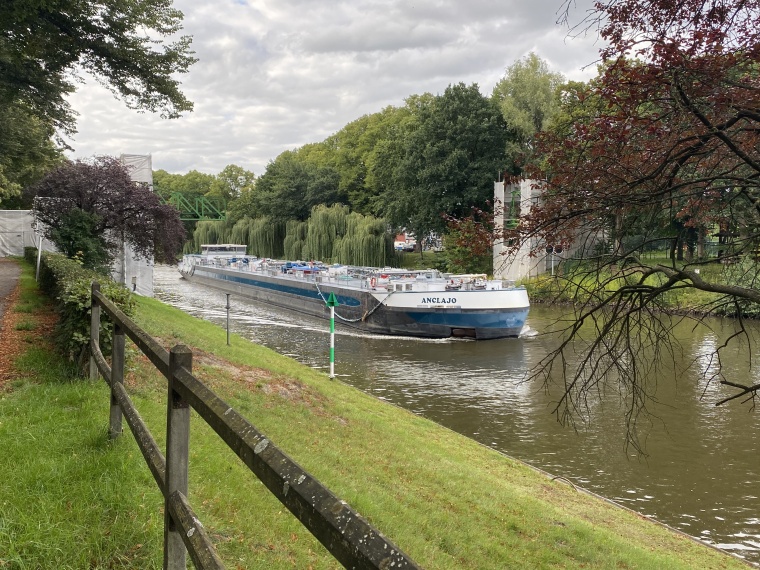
[164,345,192,570]
[109,320,125,439]
[89,282,100,381]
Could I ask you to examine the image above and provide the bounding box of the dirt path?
[0,258,21,332]
[0,259,23,389]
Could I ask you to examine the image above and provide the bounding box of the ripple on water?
[152,266,760,566]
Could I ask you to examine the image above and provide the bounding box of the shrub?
[31,251,135,365]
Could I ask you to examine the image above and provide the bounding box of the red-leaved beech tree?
[513,0,760,449]
[27,156,186,270]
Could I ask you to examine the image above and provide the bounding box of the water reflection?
[153,266,760,565]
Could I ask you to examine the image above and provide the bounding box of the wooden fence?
[88,282,420,569]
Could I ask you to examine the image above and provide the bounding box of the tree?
[492,53,564,173]
[443,205,498,274]
[350,104,418,218]
[308,106,414,216]
[49,208,110,269]
[0,101,63,207]
[208,164,255,204]
[517,0,760,447]
[251,152,344,224]
[0,0,196,136]
[381,84,509,241]
[27,156,185,268]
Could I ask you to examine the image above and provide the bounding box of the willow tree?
[185,220,228,253]
[283,220,308,260]
[332,213,396,267]
[229,216,285,258]
[304,204,350,261]
[281,204,395,266]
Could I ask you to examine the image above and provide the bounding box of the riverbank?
[0,258,751,568]
[523,257,750,318]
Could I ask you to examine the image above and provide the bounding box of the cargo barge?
[179,245,529,339]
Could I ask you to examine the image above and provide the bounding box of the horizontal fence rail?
[89,282,421,569]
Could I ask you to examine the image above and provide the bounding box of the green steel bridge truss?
[161,193,226,221]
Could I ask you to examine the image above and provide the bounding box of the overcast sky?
[64,0,602,176]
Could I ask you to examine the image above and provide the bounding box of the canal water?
[153,265,760,565]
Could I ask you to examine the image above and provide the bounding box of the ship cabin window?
[201,244,247,256]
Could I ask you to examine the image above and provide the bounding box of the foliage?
[208,164,255,204]
[153,168,216,201]
[280,204,397,266]
[492,53,564,174]
[304,204,349,261]
[191,204,397,266]
[397,251,448,272]
[27,156,186,266]
[0,0,196,137]
[30,251,135,362]
[379,83,510,241]
[318,106,414,216]
[360,103,422,219]
[229,216,285,258]
[520,0,760,445]
[226,185,258,225]
[250,151,345,223]
[283,219,308,261]
[48,209,111,272]
[331,210,397,267]
[185,220,228,253]
[443,204,499,274]
[0,101,64,208]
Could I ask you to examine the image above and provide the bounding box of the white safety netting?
[115,154,154,297]
[0,210,55,257]
[120,154,153,187]
[1,154,156,297]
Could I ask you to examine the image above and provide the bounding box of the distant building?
[492,179,545,281]
[394,232,416,252]
[493,178,590,281]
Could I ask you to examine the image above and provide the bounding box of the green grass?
[0,258,750,569]
[398,250,447,270]
[13,320,36,331]
[526,255,735,314]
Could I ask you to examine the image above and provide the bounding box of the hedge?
[24,248,136,365]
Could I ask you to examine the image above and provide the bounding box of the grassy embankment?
[400,251,727,315]
[0,259,749,569]
[525,254,735,314]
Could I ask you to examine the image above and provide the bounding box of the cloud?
[63,0,602,176]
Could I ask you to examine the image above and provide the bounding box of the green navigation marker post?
[325,292,339,378]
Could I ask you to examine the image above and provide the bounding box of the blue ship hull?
[181,263,528,340]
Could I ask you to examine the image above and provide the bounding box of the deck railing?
[88,282,420,569]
